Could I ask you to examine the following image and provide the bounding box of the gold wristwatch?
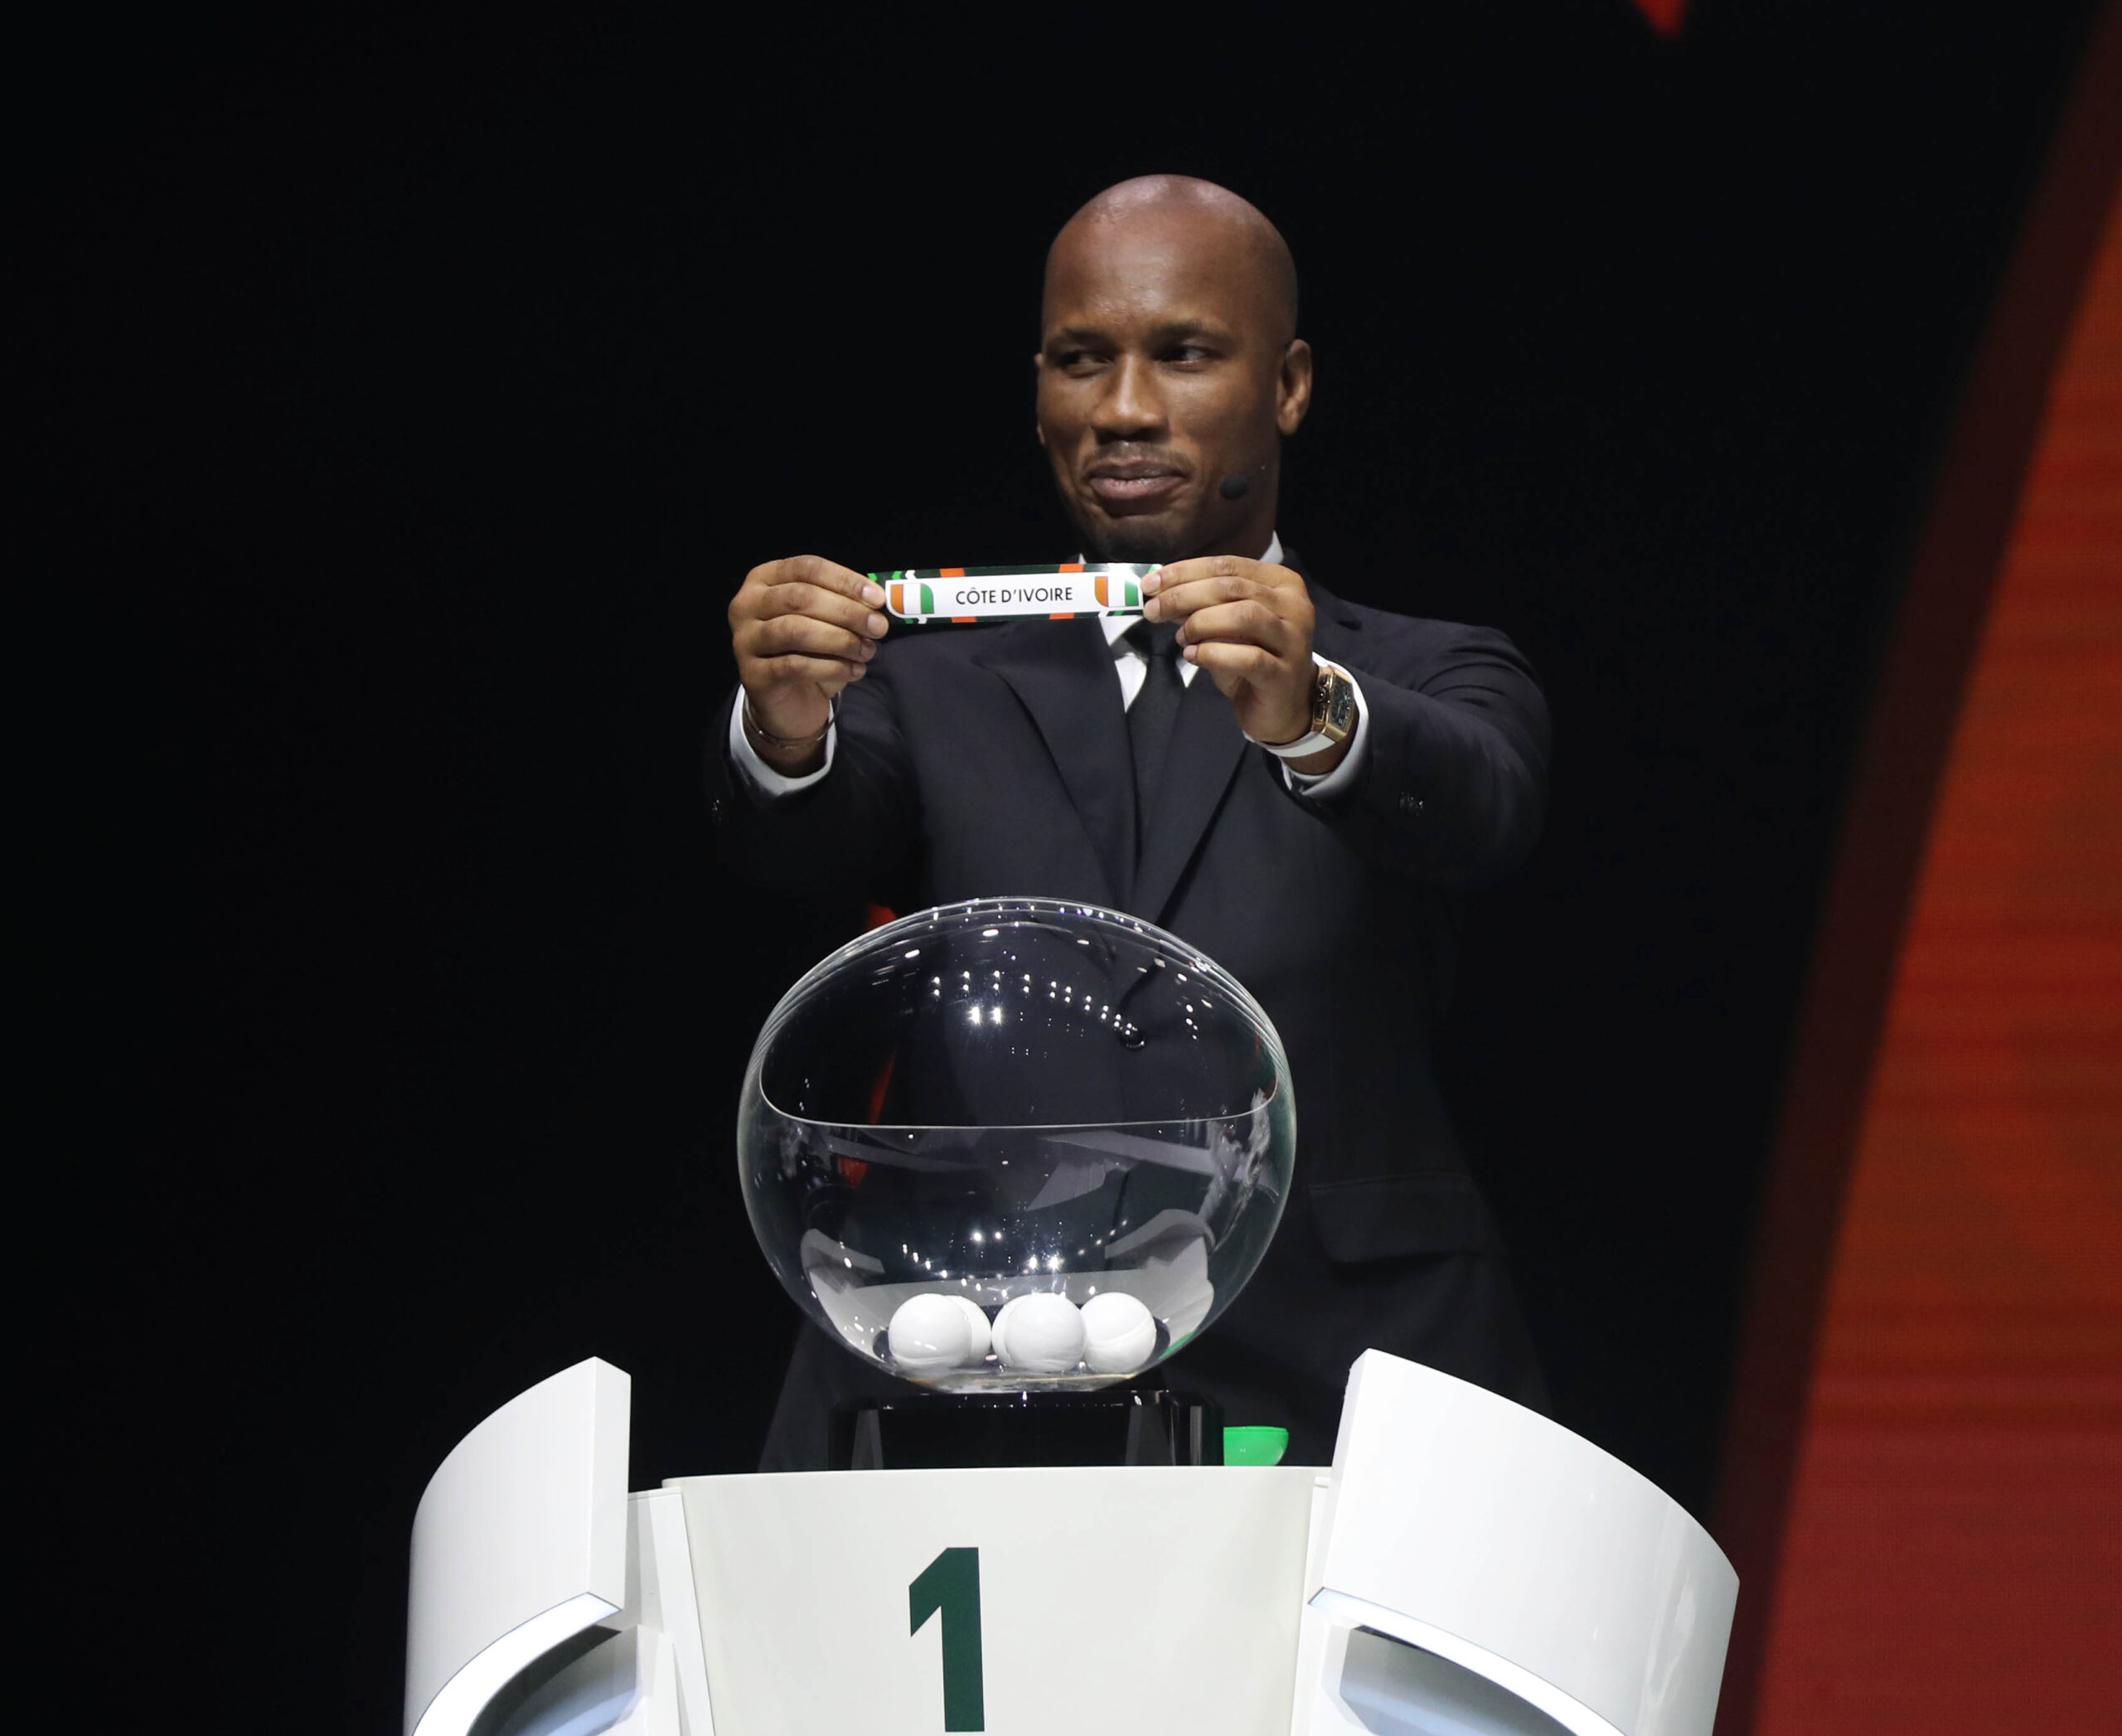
[1254,660,1359,759]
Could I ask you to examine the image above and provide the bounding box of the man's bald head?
[1034,176,1312,564]
[1044,176,1299,345]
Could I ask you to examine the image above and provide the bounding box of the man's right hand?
[729,555,890,773]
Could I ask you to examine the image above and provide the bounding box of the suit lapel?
[964,560,1353,923]
[1131,667,1248,923]
[973,618,1134,906]
[1129,562,1359,923]
[1299,568,1365,662]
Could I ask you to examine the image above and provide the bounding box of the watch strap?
[1257,726,1339,760]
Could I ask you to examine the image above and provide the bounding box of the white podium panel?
[404,1360,630,1736]
[1309,1353,1737,1736]
[675,1466,1319,1736]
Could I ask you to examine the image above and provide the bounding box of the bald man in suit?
[711,177,1549,1467]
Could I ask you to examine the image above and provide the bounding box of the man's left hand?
[1145,555,1344,773]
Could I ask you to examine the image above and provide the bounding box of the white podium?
[405,1352,1735,1736]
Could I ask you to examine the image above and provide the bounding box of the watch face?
[1320,667,1357,736]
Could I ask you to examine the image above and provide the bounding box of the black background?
[39,2,2097,1727]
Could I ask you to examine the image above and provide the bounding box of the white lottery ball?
[1081,1291,1159,1375]
[887,1292,974,1374]
[948,1293,992,1361]
[993,1292,1086,1374]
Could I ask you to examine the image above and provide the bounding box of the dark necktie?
[1124,621,1185,863]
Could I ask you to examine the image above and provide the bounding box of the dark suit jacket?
[707,565,1552,1465]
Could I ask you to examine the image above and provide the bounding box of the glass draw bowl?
[738,898,1296,1390]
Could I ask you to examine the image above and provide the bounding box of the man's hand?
[729,555,890,773]
[1145,555,1344,774]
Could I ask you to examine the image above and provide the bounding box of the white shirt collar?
[1098,531,1285,647]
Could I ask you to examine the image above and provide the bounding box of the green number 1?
[908,1546,984,1731]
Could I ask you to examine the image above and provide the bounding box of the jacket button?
[709,798,724,819]
[1398,794,1422,816]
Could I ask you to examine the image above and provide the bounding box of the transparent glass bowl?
[739,899,1296,1390]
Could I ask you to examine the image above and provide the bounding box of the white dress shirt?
[729,531,1369,800]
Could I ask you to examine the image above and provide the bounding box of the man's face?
[1036,211,1309,564]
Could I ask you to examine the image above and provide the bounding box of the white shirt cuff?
[1280,659,1369,800]
[728,690,836,796]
